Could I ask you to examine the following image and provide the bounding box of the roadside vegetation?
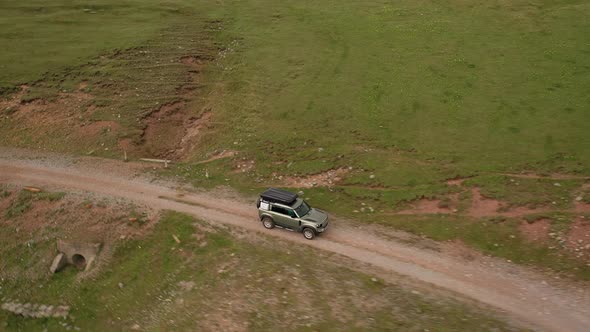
[0,0,589,280]
[0,190,521,331]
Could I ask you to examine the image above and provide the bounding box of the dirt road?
[1,155,589,331]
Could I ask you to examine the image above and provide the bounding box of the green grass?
[0,0,202,89]
[1,0,589,282]
[159,0,590,277]
[195,0,590,185]
[464,175,582,208]
[2,0,588,176]
[0,211,522,331]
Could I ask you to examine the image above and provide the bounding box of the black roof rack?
[260,188,298,205]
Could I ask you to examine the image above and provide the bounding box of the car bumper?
[316,217,329,233]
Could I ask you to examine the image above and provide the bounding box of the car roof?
[260,188,298,205]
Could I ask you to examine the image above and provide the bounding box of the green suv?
[257,188,329,240]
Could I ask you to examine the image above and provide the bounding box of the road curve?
[1,157,589,332]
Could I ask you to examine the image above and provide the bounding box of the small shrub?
[5,191,33,218]
[37,192,66,201]
[523,214,549,224]
[486,216,507,224]
[3,107,18,115]
[4,190,65,218]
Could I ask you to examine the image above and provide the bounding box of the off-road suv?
[256,188,329,240]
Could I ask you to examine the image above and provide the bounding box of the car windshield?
[295,200,311,217]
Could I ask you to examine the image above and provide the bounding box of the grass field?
[0,0,203,88]
[200,0,590,182]
[0,189,520,331]
[1,0,589,278]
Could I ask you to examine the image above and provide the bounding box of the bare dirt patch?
[0,84,29,110]
[565,217,590,260]
[394,189,553,218]
[519,219,551,243]
[140,101,188,156]
[283,168,349,188]
[468,188,550,218]
[0,84,120,152]
[175,111,213,158]
[468,188,502,217]
[136,54,215,160]
[1,50,215,160]
[2,86,92,121]
[575,201,590,213]
[139,100,213,160]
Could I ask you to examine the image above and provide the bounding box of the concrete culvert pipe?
[72,254,87,269]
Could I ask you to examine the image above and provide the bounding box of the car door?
[282,208,300,230]
[270,205,299,229]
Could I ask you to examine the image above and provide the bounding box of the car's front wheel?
[302,228,316,240]
[262,217,275,229]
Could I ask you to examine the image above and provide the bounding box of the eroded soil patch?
[565,218,590,261]
[137,54,215,160]
[1,25,218,160]
[0,84,120,152]
[468,188,551,218]
[519,219,551,243]
[467,188,503,217]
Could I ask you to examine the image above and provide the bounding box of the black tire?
[302,228,316,240]
[262,217,275,229]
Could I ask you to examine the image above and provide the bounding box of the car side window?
[286,209,297,218]
[271,205,287,215]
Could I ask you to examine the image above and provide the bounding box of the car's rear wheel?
[302,228,316,240]
[262,217,275,229]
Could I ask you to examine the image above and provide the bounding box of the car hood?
[302,208,328,223]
